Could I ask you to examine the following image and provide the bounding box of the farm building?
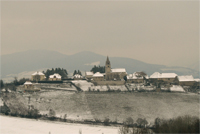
[92,72,104,81]
[85,72,94,80]
[23,81,33,89]
[31,71,46,81]
[150,72,178,84]
[178,75,196,86]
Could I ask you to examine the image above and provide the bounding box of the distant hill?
[1,49,199,81]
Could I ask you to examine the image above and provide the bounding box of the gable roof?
[178,75,194,82]
[161,73,177,78]
[111,68,126,73]
[150,72,161,78]
[150,72,177,79]
[32,71,45,76]
[93,72,104,77]
[24,81,32,85]
[194,78,200,82]
[85,72,94,76]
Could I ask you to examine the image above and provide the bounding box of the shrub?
[154,115,200,133]
[124,117,134,127]
[63,114,67,122]
[103,117,110,126]
[48,109,56,120]
[119,126,152,134]
[136,118,148,128]
[0,103,10,114]
[27,109,40,119]
[94,118,101,123]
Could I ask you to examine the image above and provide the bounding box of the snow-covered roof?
[32,71,45,76]
[85,72,94,76]
[178,75,194,82]
[161,73,177,78]
[170,85,185,92]
[24,81,32,85]
[194,78,200,82]
[150,72,177,79]
[49,73,62,79]
[111,68,126,73]
[73,74,83,78]
[93,72,104,77]
[127,72,143,80]
[150,72,161,78]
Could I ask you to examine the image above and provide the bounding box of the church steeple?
[106,56,110,64]
[105,56,111,74]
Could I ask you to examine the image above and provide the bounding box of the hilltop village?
[9,56,199,93]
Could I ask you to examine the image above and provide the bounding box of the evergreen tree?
[73,70,77,76]
[0,80,4,89]
[78,70,82,76]
[43,68,68,79]
[90,65,105,73]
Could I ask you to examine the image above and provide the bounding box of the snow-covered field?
[0,115,118,134]
[72,80,94,91]
[72,80,129,91]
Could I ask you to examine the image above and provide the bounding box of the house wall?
[93,77,104,81]
[31,75,45,81]
[24,85,33,89]
[49,78,62,81]
[86,75,93,79]
[127,79,144,83]
[179,81,196,86]
[106,72,127,80]
[158,78,176,83]
[93,81,125,85]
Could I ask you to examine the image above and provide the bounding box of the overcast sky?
[1,1,199,68]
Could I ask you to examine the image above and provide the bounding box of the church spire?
[105,56,111,74]
[106,56,110,64]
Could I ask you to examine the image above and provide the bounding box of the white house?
[92,72,104,81]
[49,73,62,81]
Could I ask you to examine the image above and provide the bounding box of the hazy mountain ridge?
[1,50,199,81]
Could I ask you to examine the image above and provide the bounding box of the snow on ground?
[33,83,77,91]
[127,84,155,91]
[170,85,185,92]
[72,80,129,91]
[72,80,94,91]
[0,115,118,134]
[91,86,108,91]
[109,85,128,91]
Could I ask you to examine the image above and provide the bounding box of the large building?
[105,56,127,81]
[150,72,178,84]
[178,75,196,86]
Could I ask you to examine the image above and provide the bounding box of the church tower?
[105,56,111,74]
